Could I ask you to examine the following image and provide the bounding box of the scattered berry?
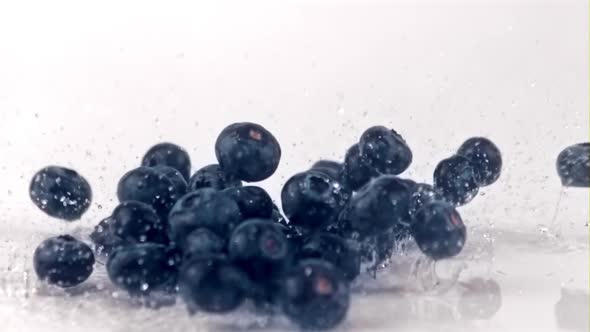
[556,142,590,187]
[29,166,92,221]
[340,175,413,237]
[215,122,281,182]
[106,243,178,295]
[89,216,128,258]
[281,170,346,230]
[342,143,378,191]
[33,235,95,287]
[117,166,186,219]
[433,155,479,206]
[457,137,502,186]
[359,126,412,175]
[228,219,291,281]
[153,165,188,196]
[189,164,242,191]
[111,201,168,244]
[142,142,192,181]
[298,232,360,281]
[223,186,273,219]
[281,259,350,330]
[168,188,242,248]
[408,183,442,217]
[410,201,466,260]
[179,255,247,313]
[311,160,343,180]
[183,228,226,260]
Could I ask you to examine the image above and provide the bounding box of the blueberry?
[153,165,188,195]
[29,166,92,221]
[117,166,186,220]
[168,188,242,248]
[433,155,479,206]
[410,201,466,260]
[90,216,129,257]
[188,164,242,191]
[281,259,350,330]
[408,183,443,217]
[556,143,590,187]
[183,228,226,260]
[179,255,247,313]
[228,219,291,281]
[215,122,281,182]
[359,126,412,175]
[340,175,413,237]
[298,232,360,281]
[311,160,343,180]
[33,235,95,288]
[342,144,378,191]
[142,142,191,181]
[223,186,273,220]
[111,201,168,244]
[106,243,178,295]
[457,278,502,320]
[457,137,502,186]
[281,170,346,230]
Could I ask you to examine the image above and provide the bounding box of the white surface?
[0,1,588,331]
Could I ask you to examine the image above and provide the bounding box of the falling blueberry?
[359,126,413,175]
[168,188,242,248]
[29,166,92,221]
[342,143,379,191]
[556,143,590,187]
[33,235,95,287]
[281,259,350,330]
[433,155,479,206]
[457,137,502,186]
[142,142,192,181]
[411,201,466,260]
[215,122,281,182]
[189,164,242,191]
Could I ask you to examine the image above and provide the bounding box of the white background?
[0,1,588,331]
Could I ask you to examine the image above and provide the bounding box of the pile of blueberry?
[29,122,505,330]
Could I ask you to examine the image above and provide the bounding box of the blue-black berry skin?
[228,219,291,281]
[311,160,343,181]
[29,166,92,221]
[179,255,247,313]
[298,232,360,281]
[117,166,186,220]
[410,201,466,260]
[223,186,273,220]
[90,216,128,258]
[111,201,168,245]
[106,243,178,295]
[457,137,502,187]
[182,228,226,260]
[188,164,242,191]
[408,183,443,217]
[33,235,95,288]
[153,166,188,196]
[281,170,346,231]
[281,259,350,330]
[556,143,590,188]
[142,142,192,181]
[168,188,242,248]
[215,122,281,182]
[359,126,413,175]
[340,175,413,237]
[433,155,479,206]
[342,144,378,191]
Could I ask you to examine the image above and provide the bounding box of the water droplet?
[140,283,149,291]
